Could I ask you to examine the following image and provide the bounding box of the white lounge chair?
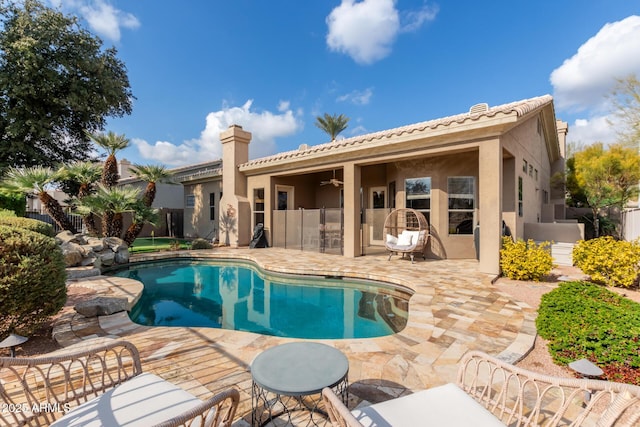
[322,350,640,427]
[0,339,239,427]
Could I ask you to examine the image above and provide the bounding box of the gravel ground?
[495,266,640,378]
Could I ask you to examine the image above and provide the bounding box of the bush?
[537,281,640,385]
[0,216,55,237]
[573,236,640,288]
[500,237,554,281]
[0,225,67,338]
[0,193,25,217]
[0,209,16,217]
[190,238,213,250]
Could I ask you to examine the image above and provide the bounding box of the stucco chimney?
[219,125,252,247]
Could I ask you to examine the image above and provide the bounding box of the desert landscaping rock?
[75,297,128,317]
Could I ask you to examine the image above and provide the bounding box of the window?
[405,177,431,223]
[523,159,528,173]
[209,193,216,221]
[529,164,533,177]
[254,188,265,226]
[535,168,538,181]
[518,177,523,217]
[186,194,195,208]
[388,181,396,209]
[448,177,475,235]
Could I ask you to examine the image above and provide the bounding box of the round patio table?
[251,342,349,426]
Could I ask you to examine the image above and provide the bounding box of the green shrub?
[0,216,55,237]
[190,238,213,250]
[0,209,16,217]
[0,193,25,217]
[573,236,640,288]
[500,237,554,281]
[0,225,67,338]
[537,281,640,384]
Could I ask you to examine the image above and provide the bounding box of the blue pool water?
[113,260,410,339]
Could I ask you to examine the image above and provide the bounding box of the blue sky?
[51,0,640,167]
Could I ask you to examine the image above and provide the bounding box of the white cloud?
[337,88,373,105]
[551,15,640,112]
[49,0,140,42]
[326,0,437,64]
[132,100,303,166]
[400,3,439,33]
[278,100,290,112]
[566,114,618,147]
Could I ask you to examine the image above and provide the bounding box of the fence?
[272,208,343,255]
[25,211,84,234]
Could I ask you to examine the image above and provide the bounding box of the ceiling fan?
[320,170,343,187]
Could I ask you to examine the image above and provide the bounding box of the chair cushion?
[51,372,202,426]
[385,234,397,245]
[396,231,413,246]
[351,383,504,427]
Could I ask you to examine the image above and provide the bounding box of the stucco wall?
[183,180,221,239]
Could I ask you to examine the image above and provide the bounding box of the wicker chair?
[0,339,239,427]
[322,350,640,427]
[383,208,430,263]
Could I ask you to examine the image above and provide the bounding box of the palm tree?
[123,202,159,247]
[58,161,102,235]
[78,185,140,237]
[0,167,77,233]
[315,113,350,141]
[129,164,175,207]
[87,131,130,188]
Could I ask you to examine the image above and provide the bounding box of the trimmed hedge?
[0,225,67,337]
[500,237,554,281]
[191,238,213,250]
[537,281,640,384]
[0,216,55,237]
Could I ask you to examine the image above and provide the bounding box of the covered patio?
[54,247,536,426]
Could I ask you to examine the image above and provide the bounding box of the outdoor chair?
[383,208,430,263]
[322,350,640,427]
[0,339,239,427]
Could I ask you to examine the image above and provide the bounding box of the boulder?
[80,254,97,267]
[60,241,84,267]
[98,250,115,266]
[74,297,128,317]
[55,230,76,244]
[86,237,104,252]
[114,247,130,264]
[103,237,127,252]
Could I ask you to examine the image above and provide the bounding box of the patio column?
[478,138,502,275]
[219,125,252,247]
[343,163,361,258]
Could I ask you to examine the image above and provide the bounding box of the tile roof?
[241,94,553,169]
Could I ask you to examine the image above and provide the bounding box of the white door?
[369,187,386,245]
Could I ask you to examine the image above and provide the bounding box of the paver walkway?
[53,247,537,426]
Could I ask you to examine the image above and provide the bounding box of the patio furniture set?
[2,339,640,426]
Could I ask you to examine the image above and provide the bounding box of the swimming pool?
[113,259,410,339]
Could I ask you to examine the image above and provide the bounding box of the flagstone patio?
[52,247,537,426]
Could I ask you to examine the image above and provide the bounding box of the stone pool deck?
[52,247,537,426]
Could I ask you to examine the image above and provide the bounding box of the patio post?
[478,138,503,275]
[343,162,361,257]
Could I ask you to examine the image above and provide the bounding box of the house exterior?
[214,95,568,275]
[119,160,222,239]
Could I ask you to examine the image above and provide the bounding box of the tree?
[58,161,102,235]
[572,143,640,237]
[0,0,133,171]
[122,202,158,247]
[609,74,640,147]
[0,166,77,233]
[129,164,175,207]
[87,131,130,188]
[315,113,349,141]
[77,184,140,237]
